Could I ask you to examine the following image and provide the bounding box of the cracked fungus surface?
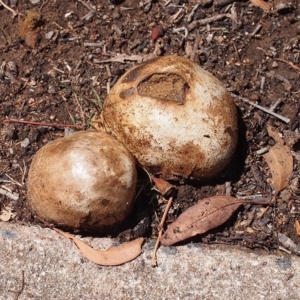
[137,73,188,104]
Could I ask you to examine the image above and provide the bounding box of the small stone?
[64,127,75,136]
[29,0,41,4]
[45,31,55,40]
[20,138,30,148]
[48,85,56,94]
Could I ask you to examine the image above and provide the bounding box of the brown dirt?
[1,0,300,254]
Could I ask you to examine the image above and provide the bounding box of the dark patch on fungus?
[119,87,135,99]
[101,199,110,206]
[121,65,145,83]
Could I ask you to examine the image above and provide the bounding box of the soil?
[1,0,300,254]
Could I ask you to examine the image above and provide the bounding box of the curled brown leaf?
[151,176,174,196]
[161,196,243,246]
[54,228,144,266]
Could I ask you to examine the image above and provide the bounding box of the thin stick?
[0,187,19,201]
[8,270,25,300]
[275,58,300,73]
[151,196,173,267]
[188,14,229,31]
[4,118,84,130]
[232,94,290,123]
[187,4,200,23]
[0,0,18,17]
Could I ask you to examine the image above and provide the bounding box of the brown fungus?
[103,56,238,180]
[27,131,137,231]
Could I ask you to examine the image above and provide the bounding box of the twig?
[250,23,262,37]
[83,42,105,47]
[0,188,19,201]
[232,94,290,123]
[93,53,157,64]
[277,232,300,255]
[275,58,300,73]
[77,0,96,12]
[188,14,229,31]
[187,4,200,23]
[172,27,188,38]
[21,160,27,186]
[0,0,18,17]
[269,99,282,111]
[8,270,25,300]
[151,196,173,267]
[256,146,269,155]
[4,117,84,130]
[3,173,23,187]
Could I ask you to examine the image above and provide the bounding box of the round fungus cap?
[27,131,137,231]
[103,55,238,180]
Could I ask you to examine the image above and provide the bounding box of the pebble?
[45,31,55,40]
[64,127,75,136]
[29,0,41,4]
[48,85,56,94]
[20,138,30,148]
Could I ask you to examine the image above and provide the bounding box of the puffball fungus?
[103,55,238,180]
[27,131,137,231]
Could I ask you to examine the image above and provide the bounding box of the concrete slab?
[0,222,299,300]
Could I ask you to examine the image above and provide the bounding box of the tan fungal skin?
[27,131,137,231]
[103,55,238,180]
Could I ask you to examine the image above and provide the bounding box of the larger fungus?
[103,55,238,180]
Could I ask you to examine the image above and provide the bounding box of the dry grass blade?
[161,196,243,246]
[54,228,144,266]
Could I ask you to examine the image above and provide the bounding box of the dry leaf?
[266,125,284,145]
[295,220,300,235]
[151,176,174,196]
[54,228,144,266]
[263,126,293,192]
[250,0,272,12]
[161,196,243,246]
